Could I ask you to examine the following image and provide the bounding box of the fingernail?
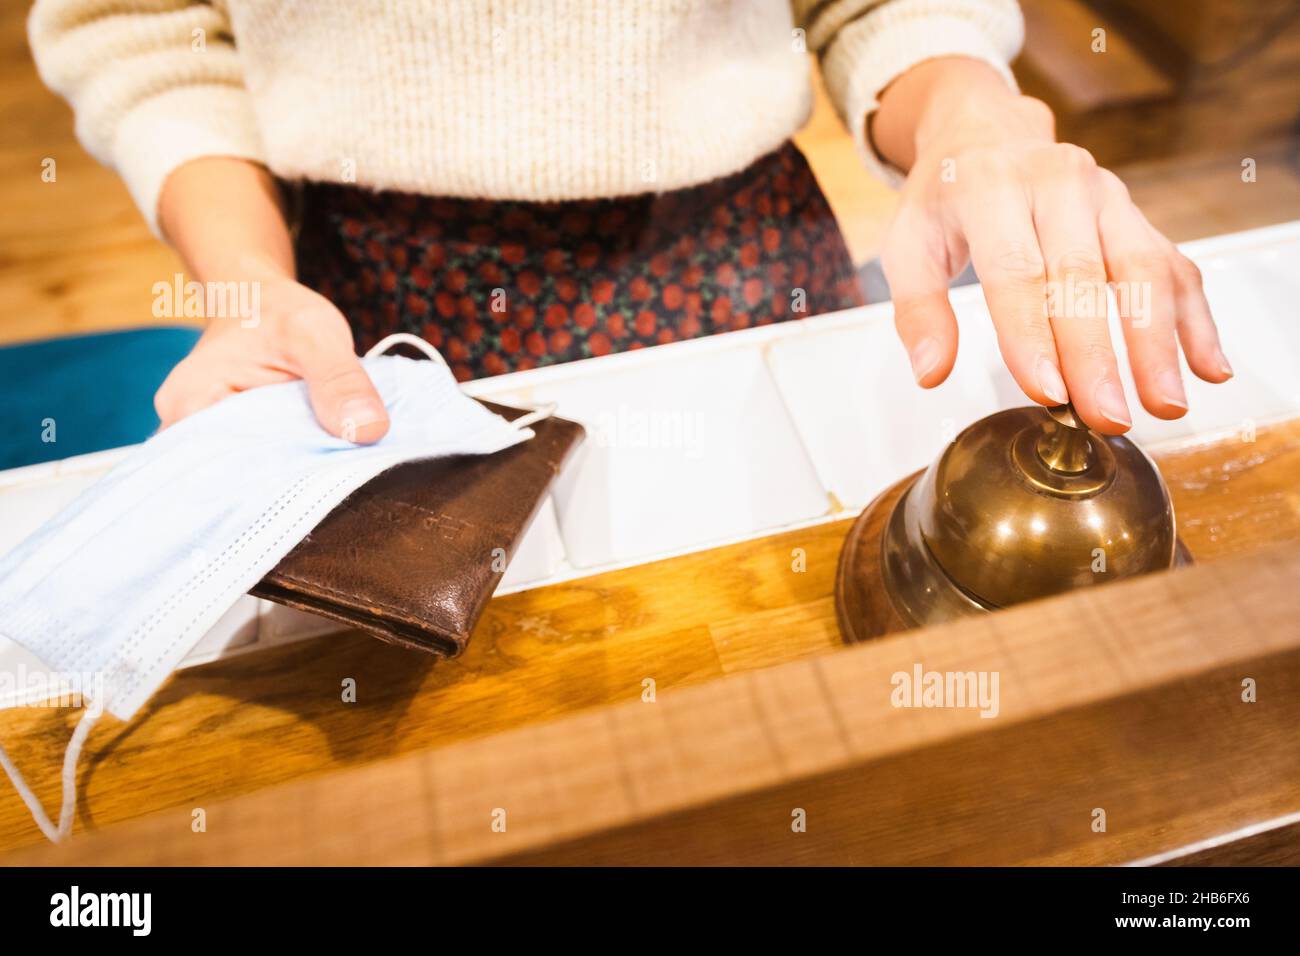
[1094,380,1132,428]
[1035,356,1069,405]
[339,399,387,441]
[909,337,942,384]
[1214,346,1234,379]
[1158,368,1188,409]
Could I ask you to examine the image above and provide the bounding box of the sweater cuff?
[825,9,1024,189]
[111,83,265,238]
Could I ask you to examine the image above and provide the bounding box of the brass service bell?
[835,404,1191,641]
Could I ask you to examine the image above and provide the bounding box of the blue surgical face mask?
[0,338,543,841]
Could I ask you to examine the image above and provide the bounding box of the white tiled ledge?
[2,220,1298,701]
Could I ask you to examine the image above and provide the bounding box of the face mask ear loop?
[364,332,450,369]
[0,706,99,843]
[364,333,557,431]
[509,402,557,431]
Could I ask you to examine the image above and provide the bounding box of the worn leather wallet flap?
[250,403,584,656]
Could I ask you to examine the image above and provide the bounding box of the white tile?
[256,600,348,646]
[0,458,60,490]
[485,346,830,566]
[0,470,109,557]
[765,293,1022,509]
[1120,240,1300,445]
[498,497,566,590]
[0,640,57,708]
[181,596,263,665]
[770,229,1300,503]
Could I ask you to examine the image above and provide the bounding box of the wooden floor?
[0,417,1296,854]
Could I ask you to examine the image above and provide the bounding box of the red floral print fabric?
[294,142,864,381]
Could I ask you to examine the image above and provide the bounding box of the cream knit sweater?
[29,0,1023,236]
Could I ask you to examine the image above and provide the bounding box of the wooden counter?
[1,418,1297,863]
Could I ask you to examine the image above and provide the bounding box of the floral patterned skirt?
[293,142,864,381]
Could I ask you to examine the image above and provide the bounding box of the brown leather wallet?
[251,403,584,655]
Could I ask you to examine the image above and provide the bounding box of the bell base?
[834,475,914,644]
[835,474,1195,644]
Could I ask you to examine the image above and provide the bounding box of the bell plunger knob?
[1036,403,1093,474]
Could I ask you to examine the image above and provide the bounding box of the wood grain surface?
[5,536,1298,866]
[0,418,1296,860]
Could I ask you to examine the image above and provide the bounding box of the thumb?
[880,216,960,388]
[296,338,390,444]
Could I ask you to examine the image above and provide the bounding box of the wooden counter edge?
[4,539,1299,866]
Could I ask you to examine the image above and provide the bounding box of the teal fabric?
[0,327,200,470]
